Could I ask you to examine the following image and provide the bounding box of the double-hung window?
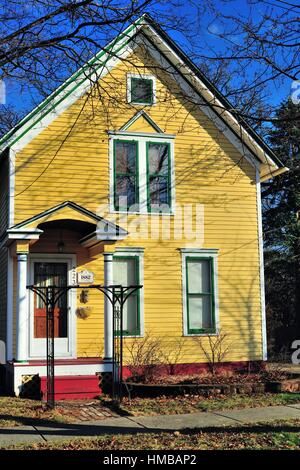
[114,140,139,211]
[147,142,171,212]
[182,251,219,335]
[113,254,142,336]
[111,136,174,213]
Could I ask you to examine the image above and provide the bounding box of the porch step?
[40,375,101,400]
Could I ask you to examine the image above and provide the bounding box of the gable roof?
[0,14,287,181]
[11,201,104,229]
[120,110,164,133]
[0,201,128,247]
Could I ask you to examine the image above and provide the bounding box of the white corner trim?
[181,249,220,337]
[113,249,144,337]
[127,72,157,105]
[8,147,15,228]
[6,250,13,361]
[256,168,267,361]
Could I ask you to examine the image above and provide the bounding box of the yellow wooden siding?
[12,46,262,364]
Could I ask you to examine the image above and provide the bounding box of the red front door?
[34,262,68,339]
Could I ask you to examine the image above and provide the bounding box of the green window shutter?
[113,256,140,336]
[114,140,139,211]
[186,257,216,334]
[146,142,171,212]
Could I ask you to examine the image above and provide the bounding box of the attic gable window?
[127,74,156,106]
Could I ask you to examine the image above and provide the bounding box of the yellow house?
[0,15,287,398]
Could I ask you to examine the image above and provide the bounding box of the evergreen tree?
[262,99,300,358]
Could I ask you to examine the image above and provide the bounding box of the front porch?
[2,201,129,398]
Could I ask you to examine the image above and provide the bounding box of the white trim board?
[8,147,15,227]
[256,168,267,361]
[6,250,13,361]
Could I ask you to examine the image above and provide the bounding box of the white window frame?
[127,73,156,106]
[113,247,144,337]
[180,248,220,336]
[109,133,175,215]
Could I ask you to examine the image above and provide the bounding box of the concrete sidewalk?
[0,403,300,447]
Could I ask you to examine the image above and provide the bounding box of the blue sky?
[3,0,294,122]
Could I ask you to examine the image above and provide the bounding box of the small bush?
[124,332,163,383]
[193,330,230,375]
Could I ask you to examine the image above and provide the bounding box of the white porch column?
[16,251,29,362]
[103,251,114,361]
[6,250,13,361]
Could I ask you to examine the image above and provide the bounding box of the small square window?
[129,77,154,105]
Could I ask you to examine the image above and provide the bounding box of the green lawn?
[3,419,300,450]
[101,392,300,416]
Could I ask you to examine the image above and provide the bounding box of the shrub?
[124,332,163,383]
[193,330,230,375]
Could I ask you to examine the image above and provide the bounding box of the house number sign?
[77,270,94,284]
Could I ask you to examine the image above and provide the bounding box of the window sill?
[110,209,175,216]
[129,101,155,106]
[184,331,219,337]
[119,334,144,338]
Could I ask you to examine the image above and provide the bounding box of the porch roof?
[1,201,128,247]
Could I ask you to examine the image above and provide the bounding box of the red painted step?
[40,375,101,400]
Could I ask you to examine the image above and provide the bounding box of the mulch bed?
[153,373,266,385]
[123,371,300,398]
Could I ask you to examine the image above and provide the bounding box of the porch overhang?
[1,201,128,248]
[79,227,128,248]
[0,228,43,248]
